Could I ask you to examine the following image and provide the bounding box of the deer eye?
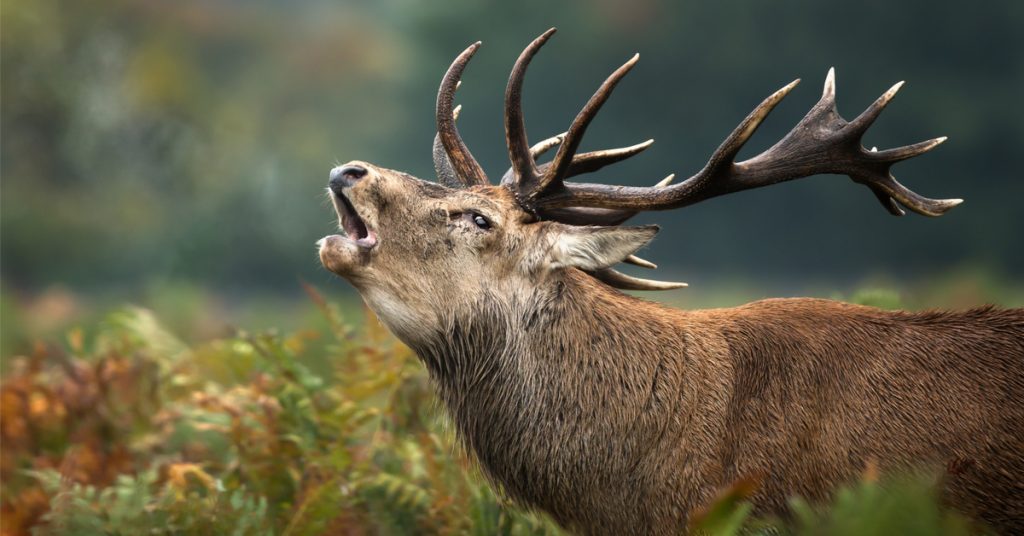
[469,212,492,230]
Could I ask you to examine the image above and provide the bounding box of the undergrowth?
[0,286,983,535]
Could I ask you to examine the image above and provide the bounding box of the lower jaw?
[318,235,361,274]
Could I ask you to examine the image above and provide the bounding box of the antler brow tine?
[590,268,687,291]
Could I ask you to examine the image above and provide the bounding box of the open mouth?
[335,192,378,249]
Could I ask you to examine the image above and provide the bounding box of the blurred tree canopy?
[3,0,1022,296]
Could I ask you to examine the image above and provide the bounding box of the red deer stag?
[318,28,1024,534]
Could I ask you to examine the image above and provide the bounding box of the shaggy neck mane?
[406,270,690,519]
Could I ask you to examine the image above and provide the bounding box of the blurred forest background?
[1,0,1022,533]
[3,0,1023,351]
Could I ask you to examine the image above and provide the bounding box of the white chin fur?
[362,288,427,344]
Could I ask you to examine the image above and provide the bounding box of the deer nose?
[329,164,368,193]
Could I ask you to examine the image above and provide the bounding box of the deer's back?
[683,299,1024,531]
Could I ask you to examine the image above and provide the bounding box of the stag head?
[319,28,959,341]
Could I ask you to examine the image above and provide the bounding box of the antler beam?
[536,68,960,217]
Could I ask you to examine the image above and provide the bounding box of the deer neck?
[403,269,691,510]
[408,268,675,387]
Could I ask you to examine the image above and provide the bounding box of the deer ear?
[548,224,659,271]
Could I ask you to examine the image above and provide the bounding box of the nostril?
[340,165,368,180]
[329,164,368,192]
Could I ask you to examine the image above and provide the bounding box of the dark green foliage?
[685,473,985,536]
[30,469,273,536]
[785,474,976,536]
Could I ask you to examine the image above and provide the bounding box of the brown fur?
[320,164,1024,534]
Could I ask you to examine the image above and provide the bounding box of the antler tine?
[434,105,464,187]
[436,42,488,187]
[537,68,961,218]
[528,53,640,201]
[849,79,903,133]
[851,139,957,216]
[530,133,566,159]
[543,139,654,177]
[502,138,654,185]
[504,28,557,190]
[590,268,687,291]
[873,136,947,162]
[700,79,801,179]
[623,255,657,269]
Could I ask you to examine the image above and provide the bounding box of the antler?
[497,132,656,225]
[435,42,489,187]
[434,29,960,291]
[500,134,654,185]
[434,104,463,187]
[434,35,651,192]
[501,28,647,212]
[533,68,961,217]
